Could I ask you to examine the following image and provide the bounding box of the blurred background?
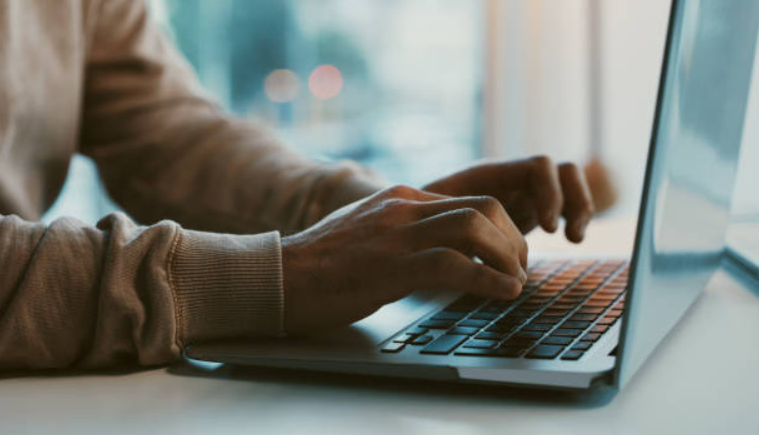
[44,0,759,226]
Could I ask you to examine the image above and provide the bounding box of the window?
[46,0,485,224]
[156,0,485,187]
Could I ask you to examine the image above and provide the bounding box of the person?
[0,0,594,370]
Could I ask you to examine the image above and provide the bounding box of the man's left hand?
[422,155,595,243]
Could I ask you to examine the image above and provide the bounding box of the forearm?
[84,107,383,234]
[0,213,282,370]
[80,0,384,235]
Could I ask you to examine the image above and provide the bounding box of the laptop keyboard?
[381,259,628,361]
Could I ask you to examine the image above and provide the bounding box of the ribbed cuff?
[168,229,283,346]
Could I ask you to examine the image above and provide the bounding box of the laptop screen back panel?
[615,0,759,388]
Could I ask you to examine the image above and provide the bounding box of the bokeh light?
[308,65,343,100]
[264,69,299,103]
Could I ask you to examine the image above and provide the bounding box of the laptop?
[726,219,759,282]
[186,0,759,391]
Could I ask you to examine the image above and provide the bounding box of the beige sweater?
[0,0,381,369]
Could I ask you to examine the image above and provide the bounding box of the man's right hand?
[281,185,528,335]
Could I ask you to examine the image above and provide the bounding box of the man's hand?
[281,185,528,334]
[281,155,595,335]
[423,156,595,243]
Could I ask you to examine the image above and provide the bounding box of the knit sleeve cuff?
[168,229,283,346]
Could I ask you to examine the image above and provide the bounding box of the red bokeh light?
[308,65,343,100]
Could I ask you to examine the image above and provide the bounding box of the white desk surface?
[1,219,758,435]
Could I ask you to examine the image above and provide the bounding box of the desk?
[1,219,758,435]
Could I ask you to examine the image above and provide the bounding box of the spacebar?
[420,334,468,355]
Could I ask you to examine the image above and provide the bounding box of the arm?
[0,213,281,370]
[0,0,381,371]
[79,0,383,235]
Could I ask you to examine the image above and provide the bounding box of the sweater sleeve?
[0,212,282,370]
[79,0,384,235]
[53,0,383,369]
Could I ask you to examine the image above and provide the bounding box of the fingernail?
[519,268,528,284]
[509,281,523,300]
[500,277,520,299]
[544,212,557,232]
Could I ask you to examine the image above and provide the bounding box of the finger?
[374,184,449,202]
[558,163,595,243]
[410,196,528,267]
[405,247,523,300]
[366,185,451,225]
[529,156,563,233]
[405,208,527,282]
[502,191,541,234]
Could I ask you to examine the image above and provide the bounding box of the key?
[569,314,598,322]
[557,296,584,303]
[584,300,612,308]
[522,323,553,332]
[496,315,523,325]
[561,350,584,360]
[448,326,480,335]
[592,324,609,334]
[404,327,428,336]
[560,320,590,330]
[581,332,601,342]
[470,312,499,320]
[551,329,583,338]
[458,319,490,328]
[432,311,466,321]
[591,294,617,301]
[418,319,454,329]
[463,339,499,349]
[571,341,592,351]
[496,346,524,357]
[550,303,576,310]
[534,316,562,324]
[542,336,573,346]
[502,337,537,348]
[421,334,468,355]
[525,297,552,304]
[381,342,405,353]
[455,348,497,356]
[514,331,543,339]
[410,335,434,345]
[475,331,504,340]
[485,324,516,334]
[577,307,605,314]
[526,345,564,359]
[596,316,617,325]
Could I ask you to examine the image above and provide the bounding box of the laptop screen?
[615,0,759,388]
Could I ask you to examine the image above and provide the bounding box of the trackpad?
[309,289,454,348]
[186,289,454,362]
[330,291,455,346]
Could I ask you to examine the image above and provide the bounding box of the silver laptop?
[726,219,759,281]
[187,0,759,390]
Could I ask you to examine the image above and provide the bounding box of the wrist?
[309,162,387,225]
